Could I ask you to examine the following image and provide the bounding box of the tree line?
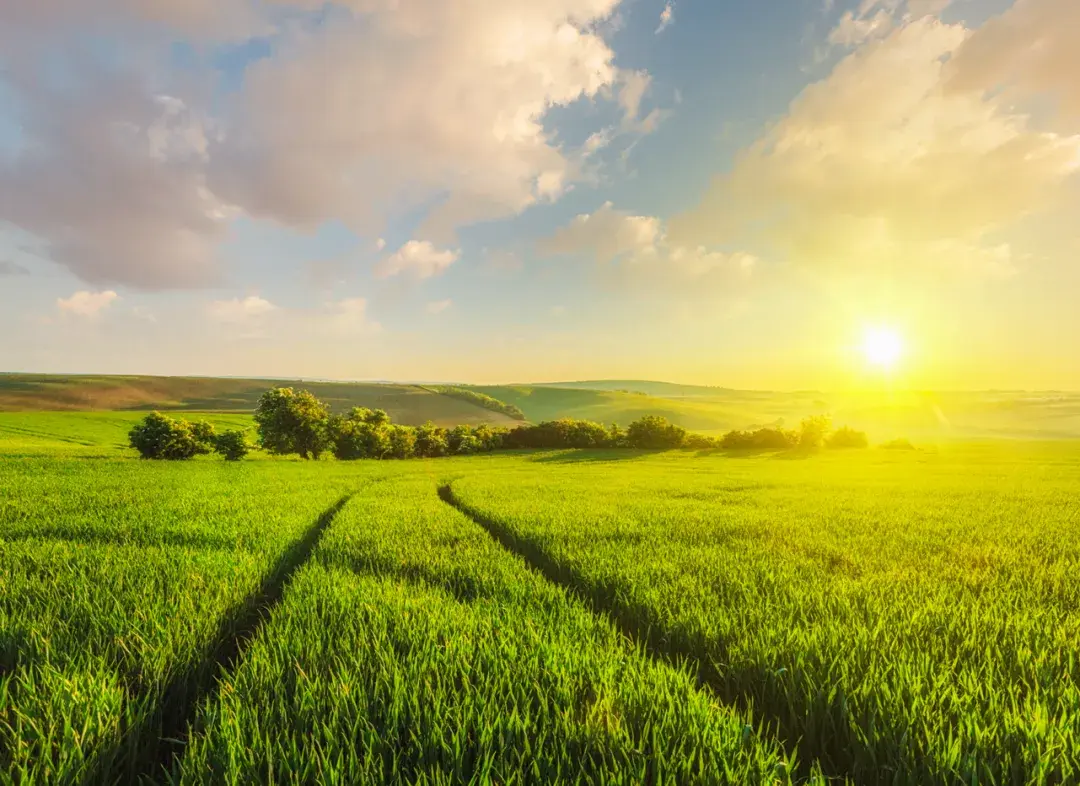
[421,385,527,421]
[128,387,871,461]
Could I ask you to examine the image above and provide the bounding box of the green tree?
[798,416,833,449]
[414,422,449,458]
[254,388,330,459]
[386,425,417,459]
[214,429,251,461]
[626,415,687,450]
[128,413,203,460]
[826,426,869,449]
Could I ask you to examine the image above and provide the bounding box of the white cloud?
[426,299,453,314]
[946,0,1080,128]
[828,8,893,46]
[375,241,461,280]
[210,0,627,245]
[540,202,756,289]
[375,238,387,251]
[671,17,1080,280]
[655,1,674,34]
[322,297,381,336]
[57,290,118,317]
[0,0,635,289]
[0,70,228,289]
[207,295,277,323]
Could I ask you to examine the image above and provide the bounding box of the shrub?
[330,417,390,460]
[128,413,204,460]
[626,415,687,450]
[683,432,720,450]
[881,438,916,450]
[720,428,799,450]
[191,421,217,454]
[425,386,527,420]
[254,388,330,459]
[798,416,833,450]
[827,426,869,449]
[414,422,449,458]
[386,425,417,460]
[214,430,251,461]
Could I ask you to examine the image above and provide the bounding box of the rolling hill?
[0,375,521,428]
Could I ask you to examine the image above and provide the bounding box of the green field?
[6,374,1080,442]
[2,410,1079,784]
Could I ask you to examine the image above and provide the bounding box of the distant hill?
[0,375,520,428]
[3,374,1079,441]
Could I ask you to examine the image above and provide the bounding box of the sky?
[0,0,1078,389]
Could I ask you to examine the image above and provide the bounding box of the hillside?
[0,375,520,428]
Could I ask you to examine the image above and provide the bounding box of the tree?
[129,413,204,460]
[191,421,217,454]
[798,416,832,450]
[386,425,417,459]
[827,426,869,449]
[254,388,330,459]
[414,422,449,458]
[330,417,390,460]
[214,429,251,461]
[626,415,687,450]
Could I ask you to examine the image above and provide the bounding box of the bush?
[129,413,206,460]
[254,388,330,460]
[414,422,449,458]
[626,415,687,450]
[425,386,527,420]
[386,425,417,460]
[720,428,799,450]
[330,416,390,460]
[881,438,916,450]
[214,430,251,461]
[798,416,832,449]
[683,432,720,450]
[827,426,869,449]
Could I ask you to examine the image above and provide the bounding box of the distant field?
[472,384,1080,440]
[0,374,519,428]
[2,414,1078,783]
[4,374,1080,441]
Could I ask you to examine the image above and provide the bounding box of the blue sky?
[1,0,1077,388]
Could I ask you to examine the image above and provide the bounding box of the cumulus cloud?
[426,299,453,314]
[208,295,277,323]
[57,290,119,317]
[210,0,625,244]
[946,0,1080,128]
[541,202,756,290]
[375,241,461,281]
[671,16,1080,280]
[656,2,674,34]
[0,0,634,289]
[0,69,229,289]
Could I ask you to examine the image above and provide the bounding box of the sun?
[861,327,903,371]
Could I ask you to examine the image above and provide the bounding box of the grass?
[451,444,1080,784]
[2,412,1079,784]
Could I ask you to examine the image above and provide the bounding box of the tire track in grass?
[92,492,355,785]
[438,482,829,784]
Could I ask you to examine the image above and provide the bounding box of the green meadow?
[2,387,1079,784]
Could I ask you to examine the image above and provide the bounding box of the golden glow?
[861,327,903,371]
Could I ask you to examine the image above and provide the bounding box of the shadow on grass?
[435,481,915,786]
[87,492,354,785]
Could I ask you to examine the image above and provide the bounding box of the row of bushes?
[130,387,878,461]
[128,413,250,460]
[422,385,527,421]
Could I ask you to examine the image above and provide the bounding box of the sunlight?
[861,327,903,372]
